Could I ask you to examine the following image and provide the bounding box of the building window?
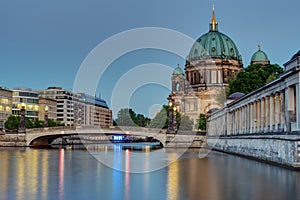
[176,82,181,91]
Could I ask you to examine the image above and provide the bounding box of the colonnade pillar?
[296,84,300,130]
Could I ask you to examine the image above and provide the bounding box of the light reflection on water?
[0,146,300,200]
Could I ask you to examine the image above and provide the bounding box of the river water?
[0,145,300,200]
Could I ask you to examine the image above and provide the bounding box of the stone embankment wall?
[165,135,205,148]
[0,134,27,147]
[208,135,300,169]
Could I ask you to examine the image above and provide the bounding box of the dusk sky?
[0,0,299,117]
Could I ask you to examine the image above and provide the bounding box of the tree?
[115,108,151,127]
[149,105,193,131]
[33,119,44,128]
[177,114,193,131]
[4,115,20,130]
[4,115,64,130]
[135,114,151,127]
[196,113,206,130]
[149,105,168,129]
[229,64,284,95]
[115,108,136,126]
[48,119,64,127]
[25,118,34,129]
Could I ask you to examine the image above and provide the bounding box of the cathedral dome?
[173,66,184,75]
[251,47,269,63]
[250,44,270,65]
[188,8,242,62]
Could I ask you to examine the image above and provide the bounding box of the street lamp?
[173,106,177,133]
[19,103,26,133]
[167,93,177,134]
[44,105,49,127]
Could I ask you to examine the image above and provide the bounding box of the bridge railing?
[26,126,76,133]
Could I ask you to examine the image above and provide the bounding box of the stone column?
[257,100,261,133]
[251,103,254,133]
[285,87,295,132]
[254,101,257,133]
[246,105,249,133]
[238,109,240,134]
[282,90,287,132]
[269,95,274,132]
[296,84,300,131]
[274,93,279,132]
[266,96,270,132]
[241,107,244,134]
[233,111,236,135]
[261,98,265,133]
[240,108,243,134]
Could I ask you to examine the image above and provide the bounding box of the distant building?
[38,97,57,121]
[37,87,112,127]
[80,93,112,127]
[37,87,83,126]
[171,8,243,124]
[12,88,39,120]
[0,88,12,129]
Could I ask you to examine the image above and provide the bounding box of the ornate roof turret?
[172,64,184,75]
[251,44,270,65]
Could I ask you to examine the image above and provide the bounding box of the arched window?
[176,82,181,91]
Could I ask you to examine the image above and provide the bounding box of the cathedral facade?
[171,8,244,124]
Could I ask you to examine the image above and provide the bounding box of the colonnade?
[208,83,300,136]
[227,91,288,135]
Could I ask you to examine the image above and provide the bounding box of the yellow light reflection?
[16,152,25,200]
[167,153,179,200]
[41,150,49,200]
[1,152,9,200]
[26,150,39,199]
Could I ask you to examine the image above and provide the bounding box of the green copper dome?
[173,66,184,75]
[188,8,242,62]
[251,48,269,63]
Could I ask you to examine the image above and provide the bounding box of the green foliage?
[33,119,44,128]
[149,105,193,131]
[177,114,193,131]
[4,115,64,130]
[196,113,206,130]
[25,118,34,129]
[4,115,20,130]
[47,119,64,127]
[229,64,284,95]
[115,108,151,127]
[149,105,168,129]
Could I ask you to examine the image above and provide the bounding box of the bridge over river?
[23,126,206,148]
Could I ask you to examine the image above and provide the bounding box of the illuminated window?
[0,106,3,111]
[5,106,11,112]
[27,105,33,110]
[0,98,8,104]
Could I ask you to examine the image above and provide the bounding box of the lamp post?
[44,105,49,127]
[19,103,26,133]
[167,93,176,134]
[173,106,177,133]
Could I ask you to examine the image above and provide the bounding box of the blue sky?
[0,0,299,118]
